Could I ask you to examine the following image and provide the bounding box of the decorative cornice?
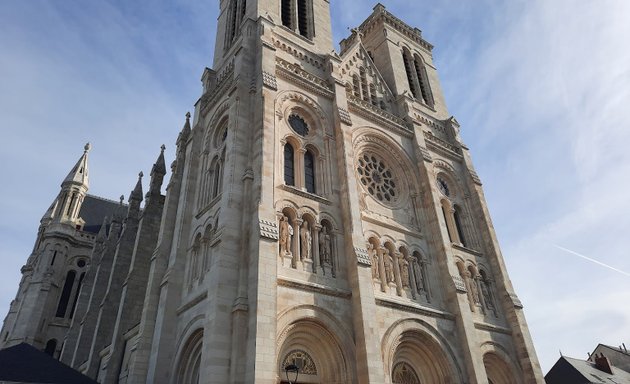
[452,243,483,256]
[338,108,352,125]
[272,36,324,69]
[347,94,413,137]
[176,291,208,315]
[375,298,454,320]
[354,246,371,266]
[279,184,333,205]
[358,5,433,53]
[262,71,278,90]
[469,168,482,185]
[423,131,462,159]
[200,61,235,116]
[474,322,512,335]
[259,218,279,240]
[278,277,352,299]
[276,58,334,98]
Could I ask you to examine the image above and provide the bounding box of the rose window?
[357,153,398,203]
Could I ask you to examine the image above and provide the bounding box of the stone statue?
[468,272,480,304]
[319,226,332,265]
[279,216,292,257]
[412,258,425,292]
[383,250,395,283]
[399,257,410,288]
[300,221,312,260]
[481,279,495,311]
[369,244,379,280]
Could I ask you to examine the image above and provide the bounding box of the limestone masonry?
[1,1,544,383]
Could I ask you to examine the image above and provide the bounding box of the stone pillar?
[408,256,418,300]
[392,252,403,296]
[292,218,301,270]
[312,225,321,274]
[377,246,387,293]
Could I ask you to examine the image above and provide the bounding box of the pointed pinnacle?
[84,142,91,153]
[186,112,191,120]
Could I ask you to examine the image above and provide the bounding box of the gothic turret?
[43,143,91,226]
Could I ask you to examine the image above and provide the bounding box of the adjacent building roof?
[79,195,122,234]
[0,343,97,384]
[545,355,630,384]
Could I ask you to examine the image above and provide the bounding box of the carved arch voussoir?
[276,91,329,128]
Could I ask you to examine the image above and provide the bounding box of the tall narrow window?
[56,271,76,318]
[454,205,467,247]
[284,144,295,186]
[304,150,316,194]
[69,272,85,319]
[212,159,223,199]
[414,55,433,107]
[441,204,452,242]
[370,84,378,106]
[352,75,361,98]
[297,0,309,37]
[402,50,419,98]
[281,0,294,29]
[359,68,369,102]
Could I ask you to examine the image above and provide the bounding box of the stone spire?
[127,172,144,217]
[177,112,191,146]
[95,216,109,243]
[148,145,166,196]
[62,142,91,189]
[43,143,92,224]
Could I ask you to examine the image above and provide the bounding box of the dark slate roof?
[0,343,97,383]
[545,355,630,384]
[78,194,121,234]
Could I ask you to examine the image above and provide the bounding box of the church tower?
[0,144,121,357]
[1,1,544,383]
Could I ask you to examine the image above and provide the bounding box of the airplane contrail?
[554,245,630,277]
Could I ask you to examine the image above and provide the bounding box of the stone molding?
[474,322,512,335]
[375,297,454,320]
[452,275,467,292]
[276,58,334,99]
[262,71,278,90]
[259,218,279,240]
[354,247,371,266]
[277,277,352,299]
[338,108,352,126]
[347,95,413,137]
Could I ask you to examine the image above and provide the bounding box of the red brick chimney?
[594,353,613,374]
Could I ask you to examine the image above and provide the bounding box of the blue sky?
[1,0,630,374]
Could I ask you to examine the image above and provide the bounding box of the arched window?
[413,54,434,107]
[281,0,294,30]
[392,361,420,384]
[402,49,419,99]
[44,339,57,357]
[454,205,467,247]
[282,0,313,39]
[177,330,203,384]
[284,144,295,186]
[304,150,316,194]
[441,203,453,243]
[352,75,361,97]
[225,0,247,48]
[211,158,222,199]
[69,272,85,319]
[56,271,76,318]
[359,67,369,102]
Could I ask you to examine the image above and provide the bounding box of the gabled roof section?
[0,343,97,383]
[79,195,125,234]
[546,356,630,384]
[338,34,396,105]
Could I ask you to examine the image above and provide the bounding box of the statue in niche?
[481,278,497,315]
[279,215,292,257]
[369,244,379,279]
[300,221,312,260]
[412,258,425,292]
[319,226,332,265]
[467,272,481,304]
[399,257,410,288]
[383,249,395,283]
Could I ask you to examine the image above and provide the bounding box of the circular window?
[357,153,399,203]
[77,259,86,268]
[437,177,450,197]
[288,114,309,137]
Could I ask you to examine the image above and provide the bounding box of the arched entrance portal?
[483,352,518,384]
[277,319,349,384]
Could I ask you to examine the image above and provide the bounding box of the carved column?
[392,252,403,296]
[377,246,387,293]
[407,256,418,300]
[475,274,487,314]
[293,218,302,270]
[312,224,321,274]
[296,148,306,191]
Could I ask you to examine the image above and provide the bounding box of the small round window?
[77,259,86,268]
[437,177,450,197]
[357,153,399,204]
[288,114,309,137]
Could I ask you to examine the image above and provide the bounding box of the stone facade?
[0,1,545,383]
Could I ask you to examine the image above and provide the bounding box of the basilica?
[0,1,544,383]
